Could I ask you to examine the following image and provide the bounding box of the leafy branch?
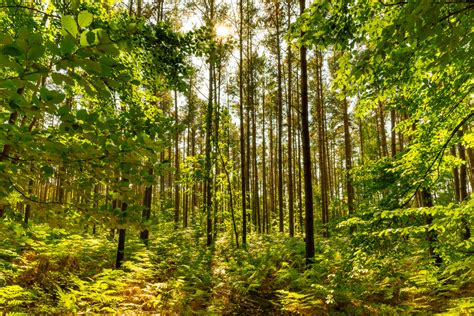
[0,5,60,19]
[401,109,474,207]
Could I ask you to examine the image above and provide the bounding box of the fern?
[0,285,34,308]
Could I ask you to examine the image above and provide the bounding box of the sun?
[215,24,230,39]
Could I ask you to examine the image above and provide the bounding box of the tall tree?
[287,0,295,237]
[299,0,315,264]
[239,0,247,246]
[204,0,215,246]
[276,1,284,233]
[343,96,355,216]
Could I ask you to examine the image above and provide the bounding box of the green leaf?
[40,87,65,104]
[80,31,96,46]
[76,109,88,121]
[86,31,96,44]
[82,60,102,74]
[78,10,93,28]
[1,44,24,57]
[61,15,78,37]
[0,79,19,90]
[51,72,75,86]
[27,33,42,45]
[24,73,42,82]
[59,36,77,55]
[27,45,45,60]
[57,105,70,116]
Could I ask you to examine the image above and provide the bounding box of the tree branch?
[0,5,60,19]
[401,110,474,207]
[439,4,474,22]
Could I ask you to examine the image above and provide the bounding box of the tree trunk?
[116,184,128,269]
[287,0,294,237]
[239,0,247,246]
[359,118,365,165]
[458,129,470,240]
[343,97,355,216]
[378,101,389,157]
[174,90,180,228]
[451,146,461,201]
[140,175,153,245]
[252,87,260,233]
[269,104,275,233]
[421,189,442,266]
[468,146,474,194]
[390,109,397,157]
[300,0,315,264]
[316,52,329,238]
[205,33,214,247]
[262,88,268,233]
[276,2,284,233]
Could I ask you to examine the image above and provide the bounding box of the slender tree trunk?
[391,109,397,157]
[262,88,268,233]
[458,129,470,240]
[421,189,442,266]
[297,116,303,233]
[184,127,190,228]
[24,177,33,226]
[467,146,474,193]
[116,177,129,269]
[287,0,294,237]
[191,126,196,223]
[252,88,260,233]
[276,2,284,233]
[378,102,389,157]
[269,105,275,233]
[205,27,214,247]
[300,0,315,264]
[239,0,247,246]
[451,146,461,201]
[458,130,468,201]
[213,58,221,239]
[140,174,153,245]
[174,90,180,228]
[359,118,365,165]
[316,52,329,238]
[343,97,355,216]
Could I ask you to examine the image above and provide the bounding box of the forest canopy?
[0,0,472,314]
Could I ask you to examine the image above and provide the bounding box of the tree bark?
[378,101,389,157]
[316,52,329,238]
[205,17,214,247]
[300,0,315,264]
[343,97,355,216]
[458,129,470,240]
[276,2,284,233]
[390,109,397,157]
[262,88,268,233]
[451,146,461,201]
[421,189,442,266]
[239,0,247,246]
[287,0,294,237]
[174,90,180,228]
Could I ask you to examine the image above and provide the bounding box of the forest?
[0,0,472,314]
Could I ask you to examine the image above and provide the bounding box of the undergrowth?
[0,210,472,314]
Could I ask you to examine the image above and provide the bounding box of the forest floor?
[0,221,473,314]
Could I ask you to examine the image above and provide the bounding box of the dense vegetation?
[0,0,472,314]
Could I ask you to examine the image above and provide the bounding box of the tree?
[299,0,315,264]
